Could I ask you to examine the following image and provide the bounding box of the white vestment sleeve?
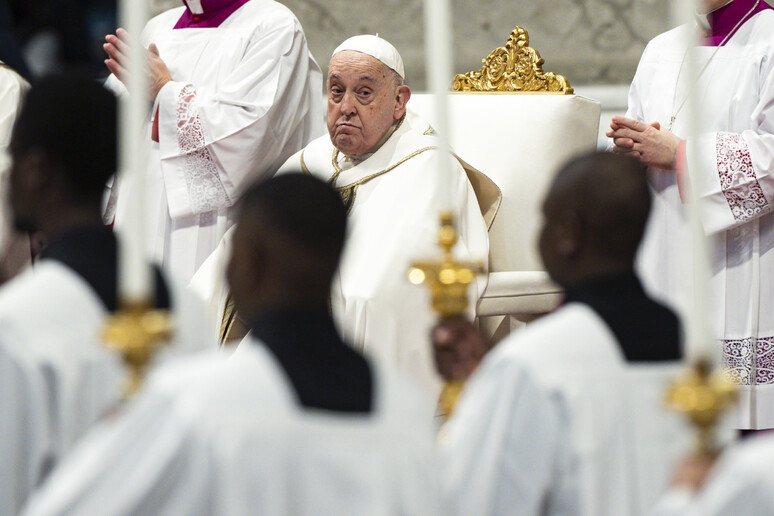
[21,371,216,516]
[439,355,578,516]
[0,342,50,516]
[688,57,774,234]
[154,21,318,219]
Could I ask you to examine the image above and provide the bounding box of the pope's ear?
[394,85,411,119]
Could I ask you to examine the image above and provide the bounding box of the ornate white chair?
[409,28,601,341]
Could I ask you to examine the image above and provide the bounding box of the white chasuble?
[440,304,689,516]
[626,12,774,428]
[279,111,496,397]
[0,262,209,515]
[22,340,440,516]
[106,0,324,283]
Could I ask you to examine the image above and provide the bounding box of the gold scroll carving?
[452,27,573,94]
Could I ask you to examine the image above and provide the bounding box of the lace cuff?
[717,132,769,223]
[172,84,231,215]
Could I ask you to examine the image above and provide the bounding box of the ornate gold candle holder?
[664,357,738,456]
[102,301,173,397]
[409,211,485,416]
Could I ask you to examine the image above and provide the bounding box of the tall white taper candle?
[423,0,454,211]
[117,0,152,303]
[669,0,715,362]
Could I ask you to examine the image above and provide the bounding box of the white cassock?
[651,434,774,516]
[0,62,31,282]
[625,11,774,428]
[439,303,690,516]
[22,339,441,516]
[278,111,497,395]
[107,0,324,283]
[0,261,209,515]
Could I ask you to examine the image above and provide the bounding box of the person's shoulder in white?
[486,302,622,374]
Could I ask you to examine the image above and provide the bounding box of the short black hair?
[11,72,117,202]
[238,173,348,263]
[551,152,651,263]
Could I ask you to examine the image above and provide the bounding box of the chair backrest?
[408,26,601,273]
[408,93,600,273]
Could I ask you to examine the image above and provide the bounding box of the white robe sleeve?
[688,55,774,234]
[21,370,216,516]
[439,354,578,516]
[153,21,319,219]
[0,342,51,516]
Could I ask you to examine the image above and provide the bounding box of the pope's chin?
[331,132,363,155]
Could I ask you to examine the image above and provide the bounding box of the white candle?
[669,0,715,362]
[117,0,152,304]
[423,0,454,211]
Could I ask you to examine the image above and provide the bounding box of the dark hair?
[11,72,117,202]
[553,152,651,263]
[238,173,348,261]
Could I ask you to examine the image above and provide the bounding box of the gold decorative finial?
[102,301,173,397]
[409,212,485,317]
[409,212,485,417]
[665,357,738,456]
[452,27,573,94]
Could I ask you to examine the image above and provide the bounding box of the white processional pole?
[103,0,172,398]
[423,0,454,210]
[664,0,736,455]
[669,0,716,364]
[117,0,152,303]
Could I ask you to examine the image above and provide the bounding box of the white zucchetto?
[332,35,405,79]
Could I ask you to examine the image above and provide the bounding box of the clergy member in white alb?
[277,34,499,396]
[23,174,440,516]
[2,75,209,515]
[103,0,324,282]
[434,153,688,516]
[607,0,774,429]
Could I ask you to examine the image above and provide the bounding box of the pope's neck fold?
[175,0,251,29]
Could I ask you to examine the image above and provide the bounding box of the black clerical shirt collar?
[250,306,373,414]
[40,224,170,312]
[564,271,681,363]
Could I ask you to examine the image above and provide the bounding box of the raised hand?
[104,28,172,99]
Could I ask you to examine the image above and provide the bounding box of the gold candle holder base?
[102,301,173,397]
[409,212,485,416]
[664,357,738,456]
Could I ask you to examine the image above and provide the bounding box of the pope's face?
[327,51,409,156]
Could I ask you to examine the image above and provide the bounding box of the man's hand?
[432,316,488,383]
[606,116,682,170]
[104,28,172,100]
[670,453,718,491]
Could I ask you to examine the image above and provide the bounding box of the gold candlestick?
[664,357,738,456]
[409,211,485,416]
[102,301,173,397]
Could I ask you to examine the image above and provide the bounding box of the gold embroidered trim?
[333,147,437,213]
[299,149,311,175]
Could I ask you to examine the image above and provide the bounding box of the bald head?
[226,174,348,320]
[538,152,651,286]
